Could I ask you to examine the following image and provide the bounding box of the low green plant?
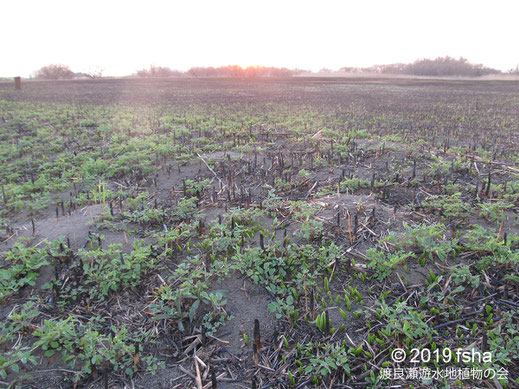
[385,222,457,262]
[300,342,351,382]
[422,192,470,219]
[374,301,437,347]
[478,201,514,224]
[184,178,210,196]
[79,240,158,300]
[451,265,480,289]
[289,201,323,240]
[315,311,332,333]
[0,241,49,302]
[366,248,415,280]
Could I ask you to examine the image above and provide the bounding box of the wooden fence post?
[14,77,22,90]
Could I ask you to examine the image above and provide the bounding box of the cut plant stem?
[325,310,330,333]
[259,233,265,251]
[485,169,491,197]
[253,319,261,364]
[211,367,217,389]
[353,213,358,242]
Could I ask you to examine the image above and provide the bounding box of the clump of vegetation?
[0,242,49,302]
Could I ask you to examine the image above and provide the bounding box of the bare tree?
[86,66,104,79]
[508,65,519,75]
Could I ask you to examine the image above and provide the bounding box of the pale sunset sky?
[1,0,518,77]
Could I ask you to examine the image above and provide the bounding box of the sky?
[2,0,518,77]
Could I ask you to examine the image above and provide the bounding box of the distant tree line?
[31,58,517,79]
[135,65,183,78]
[135,65,304,78]
[339,57,501,77]
[32,64,304,79]
[34,64,103,79]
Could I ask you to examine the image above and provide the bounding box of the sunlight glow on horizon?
[2,0,518,77]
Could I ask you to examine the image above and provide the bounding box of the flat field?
[0,77,518,388]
